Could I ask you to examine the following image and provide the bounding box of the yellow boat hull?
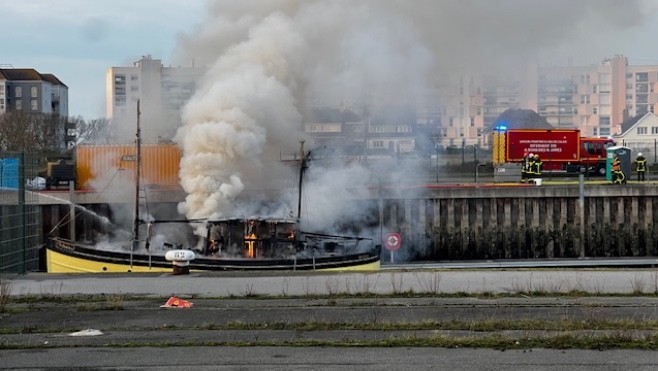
[46,242,381,273]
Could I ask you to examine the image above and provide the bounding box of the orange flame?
[245,233,257,258]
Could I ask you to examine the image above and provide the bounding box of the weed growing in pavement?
[415,272,441,295]
[106,294,125,310]
[630,274,646,295]
[390,273,404,295]
[0,279,10,312]
[242,283,256,297]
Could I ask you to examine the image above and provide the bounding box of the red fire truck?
[492,128,615,175]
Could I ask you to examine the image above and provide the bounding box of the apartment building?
[427,55,658,147]
[103,54,658,154]
[0,68,68,116]
[106,55,204,141]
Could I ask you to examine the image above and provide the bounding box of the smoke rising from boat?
[172,0,650,251]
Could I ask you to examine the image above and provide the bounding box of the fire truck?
[492,128,615,175]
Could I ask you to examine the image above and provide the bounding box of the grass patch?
[200,318,658,332]
[2,333,657,350]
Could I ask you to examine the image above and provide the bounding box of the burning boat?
[45,103,381,273]
[47,217,381,273]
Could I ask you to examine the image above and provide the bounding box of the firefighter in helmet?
[635,152,647,182]
[532,154,543,178]
[521,152,532,182]
[612,153,626,185]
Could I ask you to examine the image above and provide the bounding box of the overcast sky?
[3,0,658,120]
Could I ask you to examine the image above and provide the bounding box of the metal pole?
[578,172,585,258]
[436,145,439,183]
[461,139,465,165]
[69,180,75,244]
[19,152,26,273]
[297,140,305,221]
[378,178,383,248]
[473,144,478,182]
[132,100,141,265]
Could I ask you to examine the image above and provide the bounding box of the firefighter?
[531,153,543,179]
[521,152,532,182]
[612,153,626,185]
[635,152,647,182]
[525,153,536,181]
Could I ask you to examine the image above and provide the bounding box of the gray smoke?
[172,0,651,234]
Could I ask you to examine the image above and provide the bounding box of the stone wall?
[373,184,658,261]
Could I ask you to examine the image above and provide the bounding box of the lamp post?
[436,143,439,183]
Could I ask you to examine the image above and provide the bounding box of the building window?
[373,140,384,148]
[470,117,475,126]
[115,96,126,106]
[651,127,658,135]
[30,86,37,98]
[580,95,590,104]
[637,127,648,135]
[15,86,22,98]
[16,99,22,110]
[593,107,598,114]
[30,99,37,111]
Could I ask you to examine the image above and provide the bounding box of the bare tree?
[75,117,112,144]
[0,111,66,152]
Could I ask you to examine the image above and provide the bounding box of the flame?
[245,233,257,258]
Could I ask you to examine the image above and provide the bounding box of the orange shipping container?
[76,144,181,190]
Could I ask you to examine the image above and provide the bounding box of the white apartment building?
[106,55,204,142]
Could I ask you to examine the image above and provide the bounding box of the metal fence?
[618,138,658,165]
[0,152,42,273]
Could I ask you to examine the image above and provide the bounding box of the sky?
[0,0,206,120]
[2,0,658,122]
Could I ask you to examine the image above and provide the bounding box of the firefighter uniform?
[531,154,542,179]
[521,152,533,182]
[612,154,626,184]
[636,153,647,182]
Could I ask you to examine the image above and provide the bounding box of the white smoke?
[173,0,651,234]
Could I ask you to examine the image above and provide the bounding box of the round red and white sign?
[384,232,401,251]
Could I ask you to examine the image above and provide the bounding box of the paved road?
[2,269,658,370]
[1,347,657,371]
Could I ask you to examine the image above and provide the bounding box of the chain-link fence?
[0,152,42,273]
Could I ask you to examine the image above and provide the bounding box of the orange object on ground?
[160,296,193,308]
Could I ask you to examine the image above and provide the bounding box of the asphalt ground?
[2,269,658,370]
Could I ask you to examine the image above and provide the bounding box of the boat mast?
[296,140,306,221]
[131,100,141,255]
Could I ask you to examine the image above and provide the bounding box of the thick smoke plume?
[173,0,651,235]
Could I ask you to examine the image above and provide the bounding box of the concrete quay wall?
[372,184,658,261]
[36,184,658,262]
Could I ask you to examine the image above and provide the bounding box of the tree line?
[0,111,110,156]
